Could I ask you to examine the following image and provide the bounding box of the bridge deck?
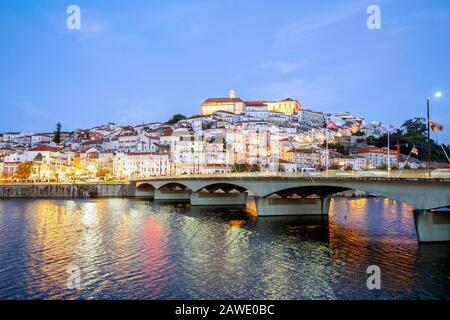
[134,172,450,182]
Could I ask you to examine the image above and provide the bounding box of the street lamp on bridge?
[427,91,443,177]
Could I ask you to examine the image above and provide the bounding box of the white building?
[288,148,321,169]
[31,134,52,146]
[356,147,398,168]
[244,102,269,120]
[363,121,387,138]
[297,109,326,127]
[113,152,169,179]
[332,155,367,170]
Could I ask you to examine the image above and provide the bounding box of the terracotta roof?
[81,139,103,145]
[161,127,174,137]
[32,134,51,137]
[356,147,397,154]
[287,148,320,154]
[245,101,267,106]
[336,155,365,159]
[127,152,162,156]
[118,133,138,138]
[28,146,60,152]
[202,97,243,104]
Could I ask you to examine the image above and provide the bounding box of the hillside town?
[0,90,426,182]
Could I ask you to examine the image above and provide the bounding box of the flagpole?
[326,118,329,176]
[432,130,450,163]
[440,143,450,163]
[427,98,431,177]
[387,125,390,174]
[400,149,412,174]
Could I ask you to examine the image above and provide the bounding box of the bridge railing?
[133,170,450,181]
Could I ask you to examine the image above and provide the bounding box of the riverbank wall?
[0,183,135,198]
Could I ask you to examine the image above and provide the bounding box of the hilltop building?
[201,90,245,115]
[201,90,301,116]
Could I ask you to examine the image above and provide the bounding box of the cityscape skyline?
[0,0,449,140]
[1,1,450,304]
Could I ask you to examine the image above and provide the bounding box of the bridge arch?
[158,182,192,192]
[263,185,350,199]
[136,182,156,190]
[135,183,156,197]
[135,176,450,210]
[258,181,445,210]
[136,181,156,189]
[194,183,249,194]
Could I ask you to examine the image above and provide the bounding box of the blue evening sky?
[0,0,449,142]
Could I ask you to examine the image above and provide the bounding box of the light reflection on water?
[0,197,448,300]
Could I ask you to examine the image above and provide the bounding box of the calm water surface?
[0,197,449,300]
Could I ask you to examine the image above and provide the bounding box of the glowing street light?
[434,91,443,98]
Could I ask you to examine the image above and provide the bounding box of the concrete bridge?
[134,173,450,243]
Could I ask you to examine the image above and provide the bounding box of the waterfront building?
[279,159,297,172]
[2,161,20,178]
[113,152,169,179]
[203,164,232,174]
[331,154,367,170]
[356,147,398,168]
[286,148,321,169]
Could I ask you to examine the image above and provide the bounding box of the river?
[0,197,448,299]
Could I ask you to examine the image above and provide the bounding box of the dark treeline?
[368,118,450,162]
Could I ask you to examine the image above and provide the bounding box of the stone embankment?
[0,183,135,198]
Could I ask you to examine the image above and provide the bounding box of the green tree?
[321,142,350,155]
[369,118,450,163]
[167,114,187,124]
[53,122,62,144]
[14,162,33,180]
[96,168,111,179]
[366,135,377,146]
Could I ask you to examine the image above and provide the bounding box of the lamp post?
[427,97,431,177]
[427,92,443,177]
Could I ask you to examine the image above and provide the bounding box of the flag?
[389,124,396,133]
[411,146,419,156]
[429,121,444,132]
[327,119,337,130]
